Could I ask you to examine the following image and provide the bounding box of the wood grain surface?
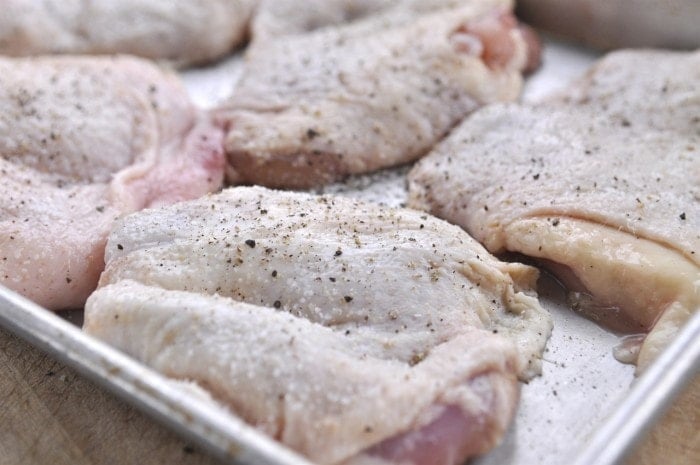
[0,327,217,465]
[627,377,699,465]
[1,325,697,465]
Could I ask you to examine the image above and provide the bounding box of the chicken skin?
[0,56,225,310]
[0,0,256,67]
[217,0,538,188]
[409,50,700,371]
[84,186,552,464]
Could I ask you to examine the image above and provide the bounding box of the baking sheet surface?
[178,38,637,465]
[8,39,629,465]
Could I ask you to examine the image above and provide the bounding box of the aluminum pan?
[0,39,696,465]
[573,309,700,465]
[178,38,700,464]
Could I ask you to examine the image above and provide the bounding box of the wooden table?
[627,376,699,465]
[0,328,216,465]
[1,327,697,465]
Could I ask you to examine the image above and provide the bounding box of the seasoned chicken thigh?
[85,186,552,465]
[0,56,225,310]
[0,0,256,67]
[409,50,700,371]
[217,0,538,188]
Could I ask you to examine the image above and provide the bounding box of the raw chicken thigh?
[216,0,538,188]
[409,50,700,371]
[0,56,225,310]
[0,0,256,67]
[84,186,552,465]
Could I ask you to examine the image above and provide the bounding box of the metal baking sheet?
[0,39,697,465]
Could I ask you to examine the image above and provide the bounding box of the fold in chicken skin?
[216,0,538,188]
[84,186,552,465]
[409,50,700,371]
[0,0,256,67]
[0,56,225,310]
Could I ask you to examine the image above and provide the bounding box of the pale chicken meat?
[409,50,700,371]
[84,186,552,465]
[252,0,395,42]
[0,0,256,67]
[216,0,539,188]
[0,56,225,310]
